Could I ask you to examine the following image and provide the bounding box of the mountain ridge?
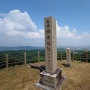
[0,46,90,51]
[0,46,43,51]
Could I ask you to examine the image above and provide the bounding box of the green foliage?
[0,49,90,69]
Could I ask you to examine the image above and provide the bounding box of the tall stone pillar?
[44,16,57,73]
[38,50,40,63]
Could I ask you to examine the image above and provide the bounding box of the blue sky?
[0,0,90,47]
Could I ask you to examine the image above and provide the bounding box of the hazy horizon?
[0,45,90,48]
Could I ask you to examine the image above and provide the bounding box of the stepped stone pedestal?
[38,69,66,90]
[35,71,65,90]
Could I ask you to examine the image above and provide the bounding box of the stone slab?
[35,82,54,90]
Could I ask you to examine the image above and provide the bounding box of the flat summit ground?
[0,60,90,90]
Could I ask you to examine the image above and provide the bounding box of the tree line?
[0,49,90,69]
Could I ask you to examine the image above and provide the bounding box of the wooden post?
[60,51,62,61]
[72,51,74,62]
[6,54,8,69]
[85,49,88,63]
[38,51,40,63]
[24,52,26,65]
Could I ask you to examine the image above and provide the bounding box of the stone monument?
[35,16,66,90]
[45,16,57,73]
[66,48,71,66]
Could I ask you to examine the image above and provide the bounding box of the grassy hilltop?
[0,60,90,90]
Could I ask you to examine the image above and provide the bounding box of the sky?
[0,0,90,47]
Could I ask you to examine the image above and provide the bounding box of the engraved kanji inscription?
[46,29,50,33]
[47,35,50,40]
[47,47,50,51]
[47,41,50,45]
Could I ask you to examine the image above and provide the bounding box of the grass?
[0,60,90,90]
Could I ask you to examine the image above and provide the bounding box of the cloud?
[0,9,90,46]
[56,22,82,40]
[0,10,43,38]
[56,22,90,46]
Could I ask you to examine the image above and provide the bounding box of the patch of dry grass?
[58,61,90,90]
[0,61,90,90]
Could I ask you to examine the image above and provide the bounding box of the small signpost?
[6,54,8,69]
[24,52,26,65]
[66,48,71,66]
[72,51,74,62]
[85,49,88,63]
[38,50,40,63]
[60,51,62,61]
[35,16,66,90]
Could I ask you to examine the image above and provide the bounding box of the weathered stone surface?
[39,68,62,88]
[35,75,66,90]
[44,16,57,73]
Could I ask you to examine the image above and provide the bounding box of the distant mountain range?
[0,46,43,51]
[0,46,90,51]
[58,46,90,51]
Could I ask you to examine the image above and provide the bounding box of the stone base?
[35,68,66,90]
[35,76,66,90]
